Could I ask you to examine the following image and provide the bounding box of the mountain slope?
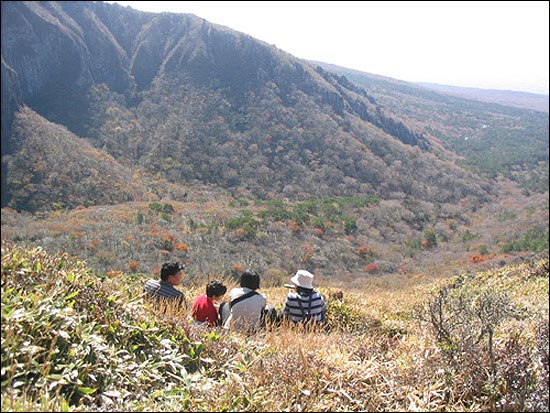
[5,106,149,211]
[2,0,494,212]
[0,1,547,279]
[417,82,549,113]
[311,61,549,192]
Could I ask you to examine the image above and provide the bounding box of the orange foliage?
[174,242,189,252]
[302,242,314,263]
[398,264,411,275]
[163,234,176,243]
[365,263,379,273]
[106,270,123,277]
[234,228,248,238]
[287,220,302,233]
[88,239,100,251]
[312,227,324,237]
[356,243,372,257]
[128,261,139,272]
[231,262,245,276]
[468,253,489,263]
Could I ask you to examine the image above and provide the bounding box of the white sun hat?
[290,269,314,289]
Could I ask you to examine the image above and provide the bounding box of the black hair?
[160,261,183,281]
[296,286,314,295]
[206,280,227,298]
[240,269,260,290]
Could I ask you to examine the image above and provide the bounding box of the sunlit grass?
[2,240,548,412]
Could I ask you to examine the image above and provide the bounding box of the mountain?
[310,61,549,191]
[2,0,494,212]
[310,61,549,113]
[1,1,548,277]
[416,83,549,113]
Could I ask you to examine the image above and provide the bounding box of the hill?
[416,82,549,113]
[310,61,549,192]
[1,241,548,411]
[1,0,548,280]
[3,0,547,214]
[1,3,548,409]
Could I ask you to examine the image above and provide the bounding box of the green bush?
[500,226,549,253]
[1,242,213,408]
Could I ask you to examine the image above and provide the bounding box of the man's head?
[206,280,227,300]
[240,269,260,290]
[160,261,184,285]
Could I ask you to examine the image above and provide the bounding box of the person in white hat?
[280,269,326,325]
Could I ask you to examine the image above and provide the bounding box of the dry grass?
[2,241,548,411]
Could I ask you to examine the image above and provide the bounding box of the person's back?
[143,261,187,309]
[281,270,326,325]
[191,280,227,326]
[223,270,267,333]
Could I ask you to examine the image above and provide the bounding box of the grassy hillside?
[2,241,548,411]
[2,179,547,281]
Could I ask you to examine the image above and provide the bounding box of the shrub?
[415,274,523,367]
[128,261,139,272]
[1,242,209,408]
[365,263,379,273]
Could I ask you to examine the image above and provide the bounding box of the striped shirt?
[281,290,326,323]
[143,279,186,306]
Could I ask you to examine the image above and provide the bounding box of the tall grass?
[2,240,548,411]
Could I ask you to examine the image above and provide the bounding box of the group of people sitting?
[143,261,327,333]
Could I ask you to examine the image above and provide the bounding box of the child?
[191,280,227,326]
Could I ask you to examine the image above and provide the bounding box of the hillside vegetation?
[416,83,549,113]
[1,3,548,410]
[2,241,548,412]
[3,1,547,214]
[1,1,547,284]
[312,62,549,193]
[2,178,547,281]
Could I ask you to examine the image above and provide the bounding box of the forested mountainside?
[1,1,548,278]
[311,62,549,192]
[0,0,517,212]
[1,5,548,410]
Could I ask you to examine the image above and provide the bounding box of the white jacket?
[223,287,266,332]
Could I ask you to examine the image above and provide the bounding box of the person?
[143,260,187,308]
[223,269,272,333]
[280,269,326,325]
[191,280,227,326]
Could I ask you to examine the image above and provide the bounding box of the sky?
[106,1,549,95]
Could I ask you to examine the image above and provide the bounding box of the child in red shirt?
[192,280,227,326]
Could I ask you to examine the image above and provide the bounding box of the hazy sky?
[107,1,549,95]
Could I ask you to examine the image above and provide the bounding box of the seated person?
[143,261,187,308]
[223,269,269,333]
[280,270,326,324]
[191,280,227,326]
